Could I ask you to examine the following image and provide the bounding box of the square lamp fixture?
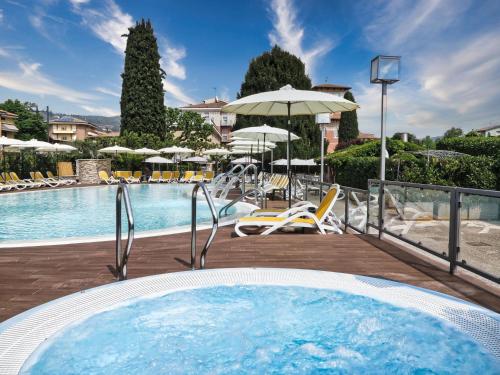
[370,55,401,84]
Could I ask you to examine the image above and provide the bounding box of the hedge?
[327,155,497,190]
[331,139,422,158]
[436,136,500,157]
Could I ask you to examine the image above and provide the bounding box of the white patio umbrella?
[158,146,194,154]
[144,156,173,173]
[223,84,359,207]
[144,156,173,164]
[231,156,258,164]
[134,147,160,156]
[98,145,133,157]
[202,148,231,156]
[183,156,208,164]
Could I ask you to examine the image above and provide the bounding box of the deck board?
[0,224,499,321]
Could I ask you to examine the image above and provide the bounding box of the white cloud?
[0,61,96,104]
[355,0,500,137]
[160,42,186,80]
[268,0,334,76]
[95,86,120,98]
[70,0,134,54]
[163,80,194,106]
[80,104,119,117]
[71,0,193,106]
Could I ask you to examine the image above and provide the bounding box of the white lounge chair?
[235,186,342,236]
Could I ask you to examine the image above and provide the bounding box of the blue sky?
[0,0,499,137]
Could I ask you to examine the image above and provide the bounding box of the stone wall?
[76,159,111,184]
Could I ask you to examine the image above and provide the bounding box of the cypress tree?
[338,91,359,143]
[234,46,321,159]
[120,19,165,136]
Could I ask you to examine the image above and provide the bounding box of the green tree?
[120,19,165,137]
[166,108,214,151]
[443,127,463,138]
[465,130,480,137]
[338,91,359,143]
[0,99,47,140]
[233,45,321,159]
[420,135,436,149]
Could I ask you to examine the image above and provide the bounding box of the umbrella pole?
[287,101,292,208]
[261,134,266,187]
[271,148,273,174]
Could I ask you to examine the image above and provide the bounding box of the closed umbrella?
[223,84,359,207]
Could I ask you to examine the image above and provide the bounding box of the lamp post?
[370,55,401,238]
[370,55,401,181]
[315,113,330,200]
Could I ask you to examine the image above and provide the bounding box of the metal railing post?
[378,180,385,239]
[366,181,371,234]
[115,182,135,281]
[448,189,461,274]
[191,182,219,270]
[305,179,308,201]
[344,187,349,232]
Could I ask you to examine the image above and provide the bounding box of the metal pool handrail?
[219,188,265,218]
[116,181,135,281]
[191,182,219,270]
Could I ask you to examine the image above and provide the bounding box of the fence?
[295,175,499,283]
[367,180,499,283]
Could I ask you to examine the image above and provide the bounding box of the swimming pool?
[1,268,498,374]
[0,185,255,247]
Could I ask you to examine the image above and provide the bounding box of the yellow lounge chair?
[234,186,342,237]
[133,171,142,181]
[181,171,194,183]
[99,170,119,184]
[46,171,76,185]
[172,171,180,182]
[0,173,27,190]
[162,171,173,182]
[189,174,204,183]
[149,171,163,183]
[9,172,43,188]
[30,171,62,187]
[204,171,214,182]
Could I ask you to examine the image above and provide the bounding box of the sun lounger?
[46,171,76,185]
[180,171,194,183]
[30,171,62,187]
[133,171,142,182]
[149,171,163,183]
[99,171,119,184]
[9,172,43,188]
[0,173,27,190]
[162,171,173,182]
[204,171,214,182]
[189,174,204,183]
[235,186,342,236]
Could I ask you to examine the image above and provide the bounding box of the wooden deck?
[1,224,499,321]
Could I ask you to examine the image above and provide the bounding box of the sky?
[0,0,499,137]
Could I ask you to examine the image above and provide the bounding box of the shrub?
[436,137,500,157]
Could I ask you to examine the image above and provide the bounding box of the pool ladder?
[115,181,135,280]
[191,182,265,270]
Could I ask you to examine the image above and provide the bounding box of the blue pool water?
[0,185,239,243]
[22,285,498,374]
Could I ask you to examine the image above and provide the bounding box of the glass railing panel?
[368,181,380,227]
[346,190,368,233]
[383,184,451,257]
[458,194,500,279]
